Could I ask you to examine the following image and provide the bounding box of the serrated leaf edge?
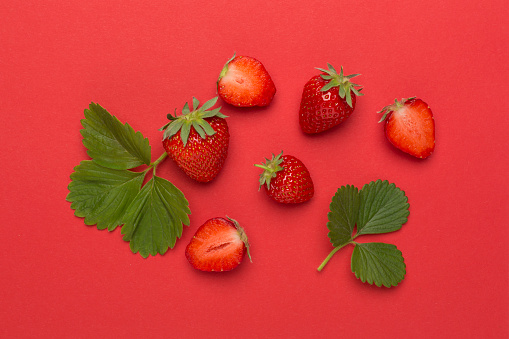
[82,102,152,170]
[318,179,409,288]
[351,242,406,288]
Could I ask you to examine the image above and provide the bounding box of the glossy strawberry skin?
[383,98,435,158]
[185,217,249,272]
[264,155,314,204]
[217,55,276,107]
[163,117,229,182]
[299,75,356,134]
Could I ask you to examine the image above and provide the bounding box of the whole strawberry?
[254,151,314,203]
[378,97,435,159]
[185,217,252,272]
[217,54,276,107]
[161,97,229,182]
[299,64,363,134]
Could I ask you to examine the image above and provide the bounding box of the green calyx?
[218,53,236,81]
[377,97,416,123]
[160,97,227,146]
[227,216,252,263]
[254,151,284,190]
[316,63,364,108]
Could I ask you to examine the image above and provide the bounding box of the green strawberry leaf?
[351,242,406,287]
[357,180,409,236]
[327,184,360,247]
[69,103,191,257]
[81,102,151,170]
[121,175,191,258]
[66,160,145,231]
[318,180,409,288]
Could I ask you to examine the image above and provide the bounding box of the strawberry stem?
[150,152,168,176]
[151,151,168,167]
[317,241,353,271]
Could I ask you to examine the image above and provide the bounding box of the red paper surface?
[1,0,508,338]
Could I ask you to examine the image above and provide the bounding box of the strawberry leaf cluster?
[66,103,191,258]
[318,180,409,287]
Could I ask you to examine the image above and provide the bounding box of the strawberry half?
[255,151,314,204]
[299,64,363,134]
[378,97,435,159]
[217,54,276,107]
[161,97,229,182]
[185,217,252,272]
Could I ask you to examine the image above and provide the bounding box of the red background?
[1,0,508,338]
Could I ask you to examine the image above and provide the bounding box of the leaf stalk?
[317,242,352,272]
[150,152,168,176]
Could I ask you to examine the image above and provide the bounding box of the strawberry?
[217,54,276,107]
[378,97,435,159]
[254,151,314,204]
[161,97,229,182]
[299,64,363,134]
[185,217,252,272]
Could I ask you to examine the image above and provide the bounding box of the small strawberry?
[217,54,276,107]
[254,151,314,204]
[378,97,435,159]
[161,97,229,182]
[299,63,363,134]
[185,217,252,272]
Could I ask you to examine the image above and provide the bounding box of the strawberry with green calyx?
[217,54,276,107]
[299,63,363,134]
[255,151,314,204]
[378,97,435,159]
[161,97,229,182]
[185,217,252,272]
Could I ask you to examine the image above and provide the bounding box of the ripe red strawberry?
[299,64,363,134]
[254,151,314,203]
[217,54,276,107]
[185,217,252,272]
[161,97,229,182]
[378,97,435,159]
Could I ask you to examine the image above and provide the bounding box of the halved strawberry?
[185,217,252,272]
[378,97,435,159]
[254,151,314,204]
[161,97,229,182]
[217,54,276,107]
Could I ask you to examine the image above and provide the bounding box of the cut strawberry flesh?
[385,99,435,158]
[220,65,264,99]
[217,56,276,107]
[185,218,246,272]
